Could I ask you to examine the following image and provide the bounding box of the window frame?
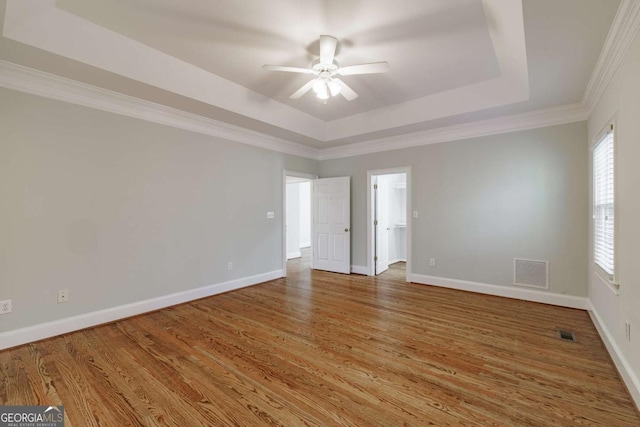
[592,120,617,288]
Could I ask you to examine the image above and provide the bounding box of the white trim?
[0,61,591,161]
[593,267,620,296]
[582,0,640,115]
[367,167,412,282]
[0,269,283,350]
[0,60,319,160]
[320,104,588,160]
[351,265,369,275]
[410,273,589,310]
[588,301,640,410]
[287,251,302,260]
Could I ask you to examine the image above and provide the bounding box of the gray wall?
[0,85,590,338]
[320,122,588,296]
[0,87,317,332]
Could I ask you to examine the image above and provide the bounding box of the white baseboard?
[588,301,640,410]
[287,251,302,260]
[0,269,283,350]
[410,273,589,310]
[300,243,311,249]
[351,265,368,275]
[389,259,406,265]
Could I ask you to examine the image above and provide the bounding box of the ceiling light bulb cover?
[313,79,329,99]
[316,90,329,100]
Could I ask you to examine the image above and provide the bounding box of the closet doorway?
[367,167,411,281]
[283,171,315,276]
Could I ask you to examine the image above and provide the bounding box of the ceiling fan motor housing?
[312,60,339,75]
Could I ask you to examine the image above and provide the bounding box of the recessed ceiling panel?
[57,0,499,121]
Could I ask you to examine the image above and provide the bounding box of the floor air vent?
[514,258,549,289]
[558,330,576,342]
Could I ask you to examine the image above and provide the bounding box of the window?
[593,124,615,279]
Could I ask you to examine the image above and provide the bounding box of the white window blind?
[593,126,614,278]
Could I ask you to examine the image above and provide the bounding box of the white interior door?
[312,177,351,274]
[375,178,390,274]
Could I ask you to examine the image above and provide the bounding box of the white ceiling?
[0,0,621,154]
[56,0,502,121]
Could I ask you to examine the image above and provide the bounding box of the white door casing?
[313,177,351,274]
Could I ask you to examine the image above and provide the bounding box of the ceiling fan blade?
[333,78,358,101]
[338,62,390,76]
[319,35,338,65]
[262,65,313,74]
[290,80,316,99]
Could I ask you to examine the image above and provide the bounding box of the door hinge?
[374,219,378,226]
[374,256,378,261]
[374,184,378,190]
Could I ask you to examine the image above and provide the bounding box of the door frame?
[366,167,412,281]
[282,170,317,277]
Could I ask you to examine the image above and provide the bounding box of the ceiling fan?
[262,35,390,101]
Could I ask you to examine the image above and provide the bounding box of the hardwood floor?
[2,260,638,426]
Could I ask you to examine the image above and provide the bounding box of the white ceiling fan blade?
[338,62,390,76]
[333,78,358,101]
[319,35,338,65]
[290,79,316,99]
[262,65,313,74]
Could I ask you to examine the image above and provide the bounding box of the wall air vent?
[514,258,549,289]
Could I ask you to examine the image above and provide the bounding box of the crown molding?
[582,0,640,115]
[0,60,320,160]
[0,60,591,163]
[318,103,589,160]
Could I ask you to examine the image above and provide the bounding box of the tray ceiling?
[0,0,621,151]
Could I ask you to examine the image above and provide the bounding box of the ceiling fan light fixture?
[263,34,389,101]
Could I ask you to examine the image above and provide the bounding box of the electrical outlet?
[58,289,69,303]
[0,299,12,314]
[227,262,233,271]
[625,322,631,342]
[266,211,275,219]
[430,258,436,267]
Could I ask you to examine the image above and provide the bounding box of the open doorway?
[283,171,315,276]
[367,167,412,281]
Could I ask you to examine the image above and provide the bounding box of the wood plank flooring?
[1,257,638,426]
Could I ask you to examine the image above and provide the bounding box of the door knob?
[344,228,350,232]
